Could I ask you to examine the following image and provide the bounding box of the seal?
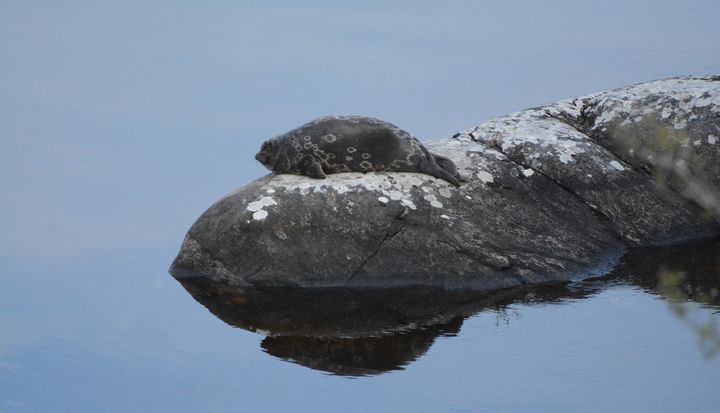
[255,115,463,186]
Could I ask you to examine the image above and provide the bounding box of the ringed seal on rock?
[255,115,463,186]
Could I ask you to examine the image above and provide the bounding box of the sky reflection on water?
[2,1,720,412]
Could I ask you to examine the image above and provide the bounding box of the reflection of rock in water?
[261,321,462,376]
[606,236,720,308]
[605,236,720,358]
[176,277,597,376]
[174,237,720,374]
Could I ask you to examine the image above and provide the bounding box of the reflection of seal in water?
[255,115,463,186]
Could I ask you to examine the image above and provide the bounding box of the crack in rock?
[346,207,409,283]
[481,138,622,241]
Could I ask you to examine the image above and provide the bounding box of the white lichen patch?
[295,182,312,192]
[331,183,351,194]
[476,170,494,183]
[545,98,587,119]
[252,210,268,220]
[426,138,501,174]
[247,196,277,212]
[609,160,625,171]
[397,175,426,187]
[265,170,443,197]
[592,77,720,127]
[423,194,443,208]
[522,168,535,177]
[245,196,278,220]
[387,190,403,201]
[257,166,460,215]
[709,134,718,145]
[459,109,595,167]
[448,77,719,182]
[556,152,569,163]
[438,188,453,198]
[401,199,417,210]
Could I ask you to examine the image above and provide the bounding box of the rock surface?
[171,77,720,290]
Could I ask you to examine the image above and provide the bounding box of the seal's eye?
[262,141,277,153]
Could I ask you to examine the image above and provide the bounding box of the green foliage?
[658,269,720,359]
[610,112,719,221]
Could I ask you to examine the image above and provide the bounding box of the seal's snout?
[255,140,277,168]
[255,150,270,165]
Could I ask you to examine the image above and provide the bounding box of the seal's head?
[255,139,278,169]
[255,136,301,174]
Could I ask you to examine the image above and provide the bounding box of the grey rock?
[171,76,720,290]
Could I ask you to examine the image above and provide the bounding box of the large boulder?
[171,77,720,290]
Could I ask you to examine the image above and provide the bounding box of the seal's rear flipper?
[419,160,461,187]
[433,155,466,182]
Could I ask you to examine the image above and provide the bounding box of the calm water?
[2,1,720,412]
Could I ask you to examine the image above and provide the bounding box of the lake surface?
[2,1,720,412]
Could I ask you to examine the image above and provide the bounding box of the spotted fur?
[255,115,463,186]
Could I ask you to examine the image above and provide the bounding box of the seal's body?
[255,115,462,186]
